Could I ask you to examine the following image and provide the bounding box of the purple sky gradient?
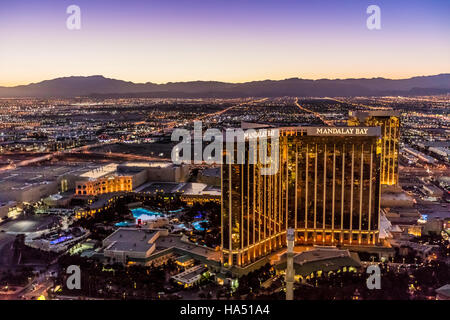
[0,0,449,85]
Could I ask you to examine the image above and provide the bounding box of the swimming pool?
[115,208,164,227]
[168,208,184,214]
[115,221,135,227]
[192,220,208,231]
[131,207,164,221]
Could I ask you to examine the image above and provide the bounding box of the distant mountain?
[0,74,449,98]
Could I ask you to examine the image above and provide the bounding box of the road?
[159,98,268,132]
[294,97,332,126]
[72,151,170,161]
[400,165,450,177]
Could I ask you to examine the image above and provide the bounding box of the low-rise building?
[0,201,20,220]
[25,227,89,252]
[171,265,207,288]
[175,255,195,268]
[274,247,362,282]
[389,239,439,260]
[102,228,166,264]
[99,228,221,269]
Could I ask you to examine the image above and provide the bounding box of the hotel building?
[348,111,400,186]
[76,176,133,196]
[221,126,382,267]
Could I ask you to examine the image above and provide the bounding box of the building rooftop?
[120,161,173,168]
[172,265,206,284]
[140,182,183,194]
[176,254,194,264]
[103,228,158,253]
[79,163,119,179]
[179,183,221,196]
[154,234,221,262]
[0,163,99,193]
[275,247,361,277]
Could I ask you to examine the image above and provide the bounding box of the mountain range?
[0,74,449,98]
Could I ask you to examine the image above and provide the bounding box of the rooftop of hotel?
[179,183,221,196]
[297,248,352,262]
[137,182,221,196]
[172,265,206,283]
[154,234,221,262]
[0,163,102,192]
[139,182,183,194]
[79,163,119,179]
[275,247,362,276]
[78,161,171,181]
[119,161,173,168]
[103,228,158,253]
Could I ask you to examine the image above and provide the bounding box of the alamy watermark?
[171,121,279,175]
[366,5,381,30]
[66,5,81,30]
[66,265,81,290]
[366,265,381,289]
[64,5,380,32]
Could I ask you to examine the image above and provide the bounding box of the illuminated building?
[171,265,208,288]
[348,111,400,186]
[175,255,195,268]
[221,126,382,267]
[75,176,132,196]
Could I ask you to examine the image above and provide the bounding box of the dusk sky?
[0,0,449,86]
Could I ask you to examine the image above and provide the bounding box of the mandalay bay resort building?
[221,124,386,268]
[348,110,400,186]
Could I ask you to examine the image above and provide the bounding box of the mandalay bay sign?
[307,126,381,136]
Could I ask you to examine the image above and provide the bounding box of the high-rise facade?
[221,126,382,267]
[348,111,400,186]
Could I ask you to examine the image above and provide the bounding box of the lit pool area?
[131,207,164,221]
[115,221,135,227]
[50,235,73,245]
[168,208,184,214]
[115,208,164,227]
[192,220,208,231]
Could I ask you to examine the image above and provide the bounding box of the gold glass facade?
[348,111,400,185]
[221,127,382,267]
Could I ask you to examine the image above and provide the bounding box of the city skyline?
[0,0,449,86]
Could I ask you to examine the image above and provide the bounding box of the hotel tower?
[348,111,400,186]
[221,126,382,267]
